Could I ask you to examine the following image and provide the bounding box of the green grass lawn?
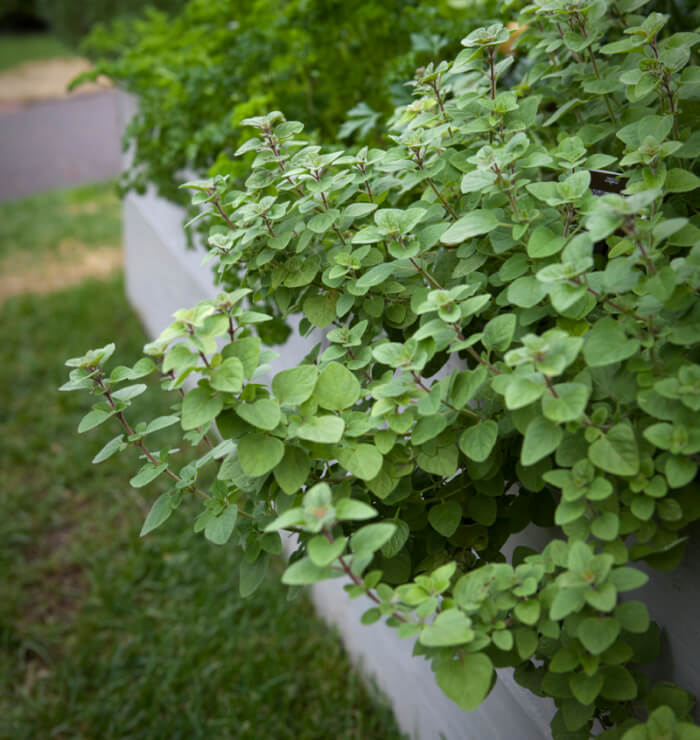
[0,33,75,72]
[0,180,121,263]
[0,188,403,739]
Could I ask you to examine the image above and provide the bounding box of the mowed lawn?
[0,184,403,739]
[0,33,75,72]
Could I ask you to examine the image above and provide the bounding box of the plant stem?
[572,276,655,327]
[411,370,481,419]
[450,323,502,375]
[563,203,574,237]
[94,373,212,502]
[544,376,559,398]
[487,48,497,100]
[409,256,442,289]
[209,193,237,232]
[324,527,407,623]
[426,178,458,220]
[557,24,582,63]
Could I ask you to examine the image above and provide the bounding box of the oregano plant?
[63,2,700,737]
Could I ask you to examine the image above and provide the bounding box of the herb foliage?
[65,3,700,737]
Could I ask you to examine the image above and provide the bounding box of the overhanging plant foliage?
[63,1,700,737]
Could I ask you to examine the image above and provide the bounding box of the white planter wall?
[116,93,699,737]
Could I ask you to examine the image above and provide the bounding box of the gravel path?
[0,90,122,201]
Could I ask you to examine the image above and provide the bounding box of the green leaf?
[589,424,639,476]
[504,374,546,410]
[361,607,382,625]
[336,444,383,480]
[271,366,318,408]
[92,434,124,464]
[204,504,238,545]
[351,523,397,554]
[569,672,604,705]
[508,276,547,308]
[577,617,620,655]
[239,553,269,597]
[111,383,147,402]
[583,318,640,367]
[264,507,305,532]
[482,314,516,352]
[181,387,223,431]
[428,500,462,537]
[308,209,338,233]
[542,383,590,423]
[601,666,637,701]
[381,519,410,558]
[491,630,513,652]
[303,294,337,328]
[226,337,260,378]
[344,202,377,219]
[514,599,541,626]
[420,609,474,647]
[451,367,488,408]
[281,556,335,585]
[308,535,346,566]
[527,226,565,258]
[356,262,395,289]
[521,416,563,465]
[315,362,361,410]
[665,168,700,193]
[352,225,384,245]
[78,407,116,433]
[665,455,697,488]
[130,462,169,488]
[615,601,649,633]
[209,357,244,393]
[590,512,619,541]
[237,433,284,477]
[417,442,459,477]
[440,210,499,245]
[608,566,648,592]
[550,589,585,620]
[335,498,378,521]
[295,415,345,444]
[412,415,447,445]
[145,415,180,434]
[273,446,310,494]
[468,496,497,526]
[504,631,532,663]
[140,492,173,536]
[235,398,281,430]
[459,421,498,462]
[435,654,494,711]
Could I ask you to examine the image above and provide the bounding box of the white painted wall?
[116,93,699,737]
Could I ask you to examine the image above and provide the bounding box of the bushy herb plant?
[64,2,700,737]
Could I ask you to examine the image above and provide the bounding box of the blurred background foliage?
[70,0,507,203]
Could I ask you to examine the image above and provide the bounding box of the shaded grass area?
[0,181,121,262]
[0,279,403,734]
[0,33,75,72]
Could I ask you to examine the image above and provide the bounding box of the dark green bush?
[35,0,187,47]
[78,0,502,202]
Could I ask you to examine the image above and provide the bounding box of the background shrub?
[78,0,504,202]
